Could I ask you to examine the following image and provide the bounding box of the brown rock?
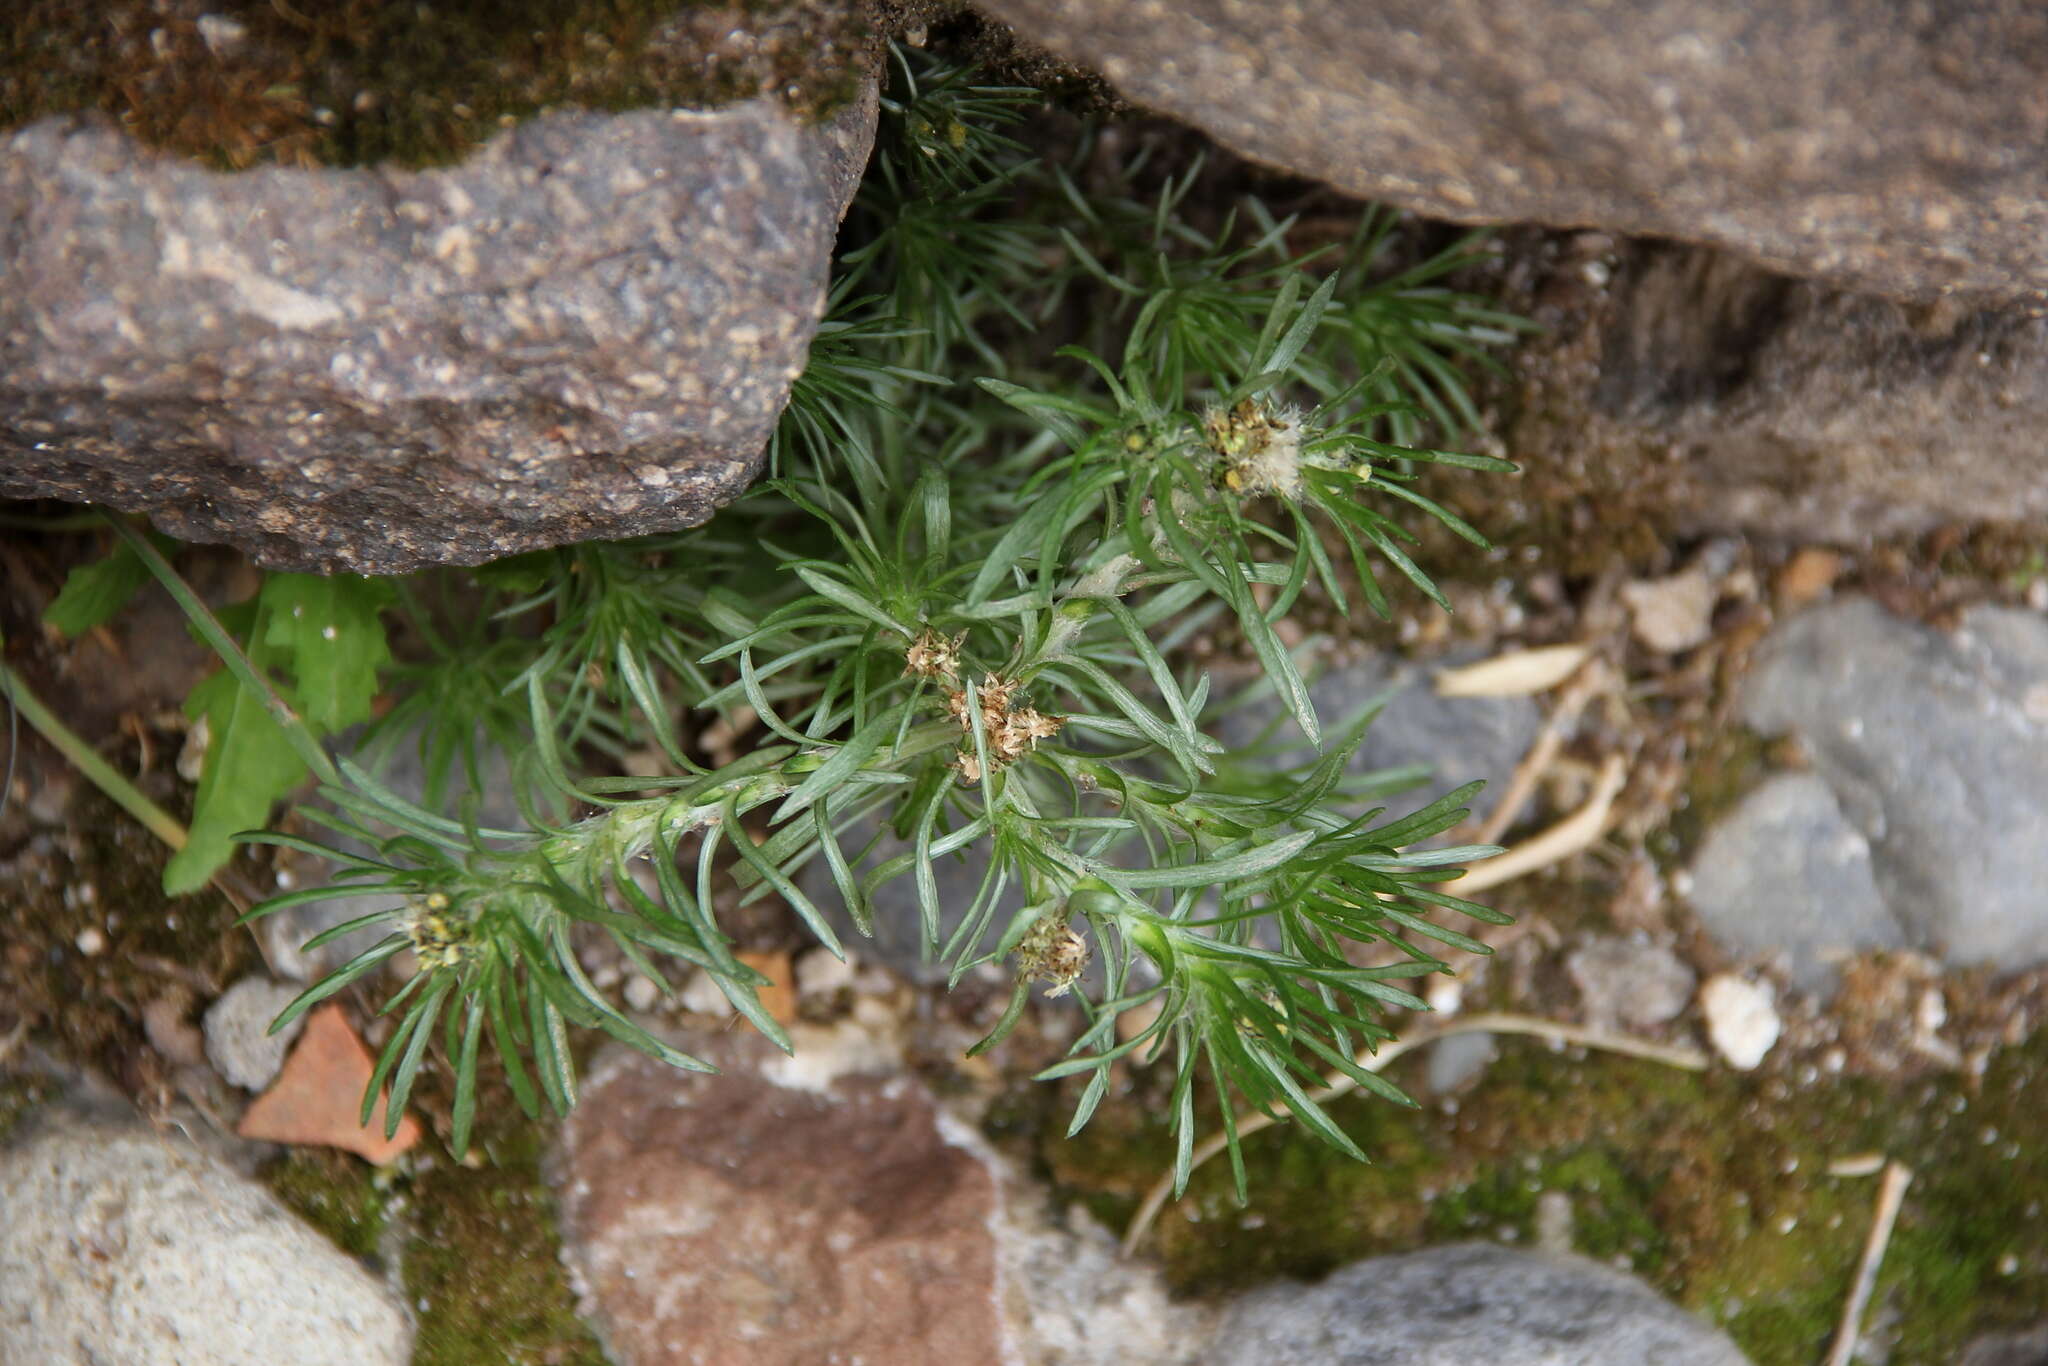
[554,1038,1004,1366]
[0,81,876,572]
[981,0,2048,302]
[236,1004,419,1164]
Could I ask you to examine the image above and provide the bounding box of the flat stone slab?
[983,0,2048,302]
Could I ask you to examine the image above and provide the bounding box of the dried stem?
[1824,1160,1913,1366]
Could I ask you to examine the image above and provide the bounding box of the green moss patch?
[403,1107,606,1366]
[267,1148,394,1263]
[1025,1026,2048,1366]
[2,0,872,169]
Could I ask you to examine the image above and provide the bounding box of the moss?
[1653,723,1773,868]
[0,0,874,170]
[1428,1147,1669,1274]
[1023,1025,2048,1365]
[403,1102,606,1366]
[266,1148,392,1262]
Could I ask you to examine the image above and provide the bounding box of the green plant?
[50,47,1527,1198]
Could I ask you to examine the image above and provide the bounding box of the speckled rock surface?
[980,0,2048,302]
[0,1112,412,1366]
[553,1036,1007,1366]
[0,85,875,572]
[552,1035,1206,1366]
[1207,1242,1752,1366]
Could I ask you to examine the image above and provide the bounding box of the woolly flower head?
[1203,397,1306,501]
[1016,913,1090,998]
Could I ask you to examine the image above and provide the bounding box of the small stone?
[73,926,106,956]
[736,948,797,1025]
[204,977,306,1091]
[794,946,857,999]
[1684,772,1904,994]
[195,13,248,57]
[1741,599,2048,968]
[1534,1190,1575,1254]
[1621,570,1718,653]
[1426,1030,1497,1094]
[1774,548,1843,609]
[1208,1243,1750,1366]
[1566,938,1697,1030]
[678,969,736,1018]
[555,1039,1006,1364]
[1699,974,1780,1070]
[622,974,660,1012]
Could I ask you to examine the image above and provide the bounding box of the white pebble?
[74,927,107,956]
[622,975,660,1012]
[677,970,734,1018]
[794,947,857,999]
[1699,973,1780,1070]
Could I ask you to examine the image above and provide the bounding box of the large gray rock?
[1728,598,2048,970]
[1207,1243,1750,1366]
[1685,773,1904,992]
[983,0,2048,302]
[0,1113,412,1366]
[1508,241,2048,542]
[0,87,875,572]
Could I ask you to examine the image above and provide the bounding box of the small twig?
[1120,1010,1709,1257]
[1466,661,1605,847]
[0,1015,30,1069]
[1825,1161,1913,1366]
[1454,753,1626,894]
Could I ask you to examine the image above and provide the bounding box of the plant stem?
[106,515,341,787]
[0,658,189,851]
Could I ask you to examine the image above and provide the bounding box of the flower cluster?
[401,891,474,973]
[1203,396,1306,500]
[944,673,1062,782]
[903,626,964,680]
[1015,912,1090,998]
